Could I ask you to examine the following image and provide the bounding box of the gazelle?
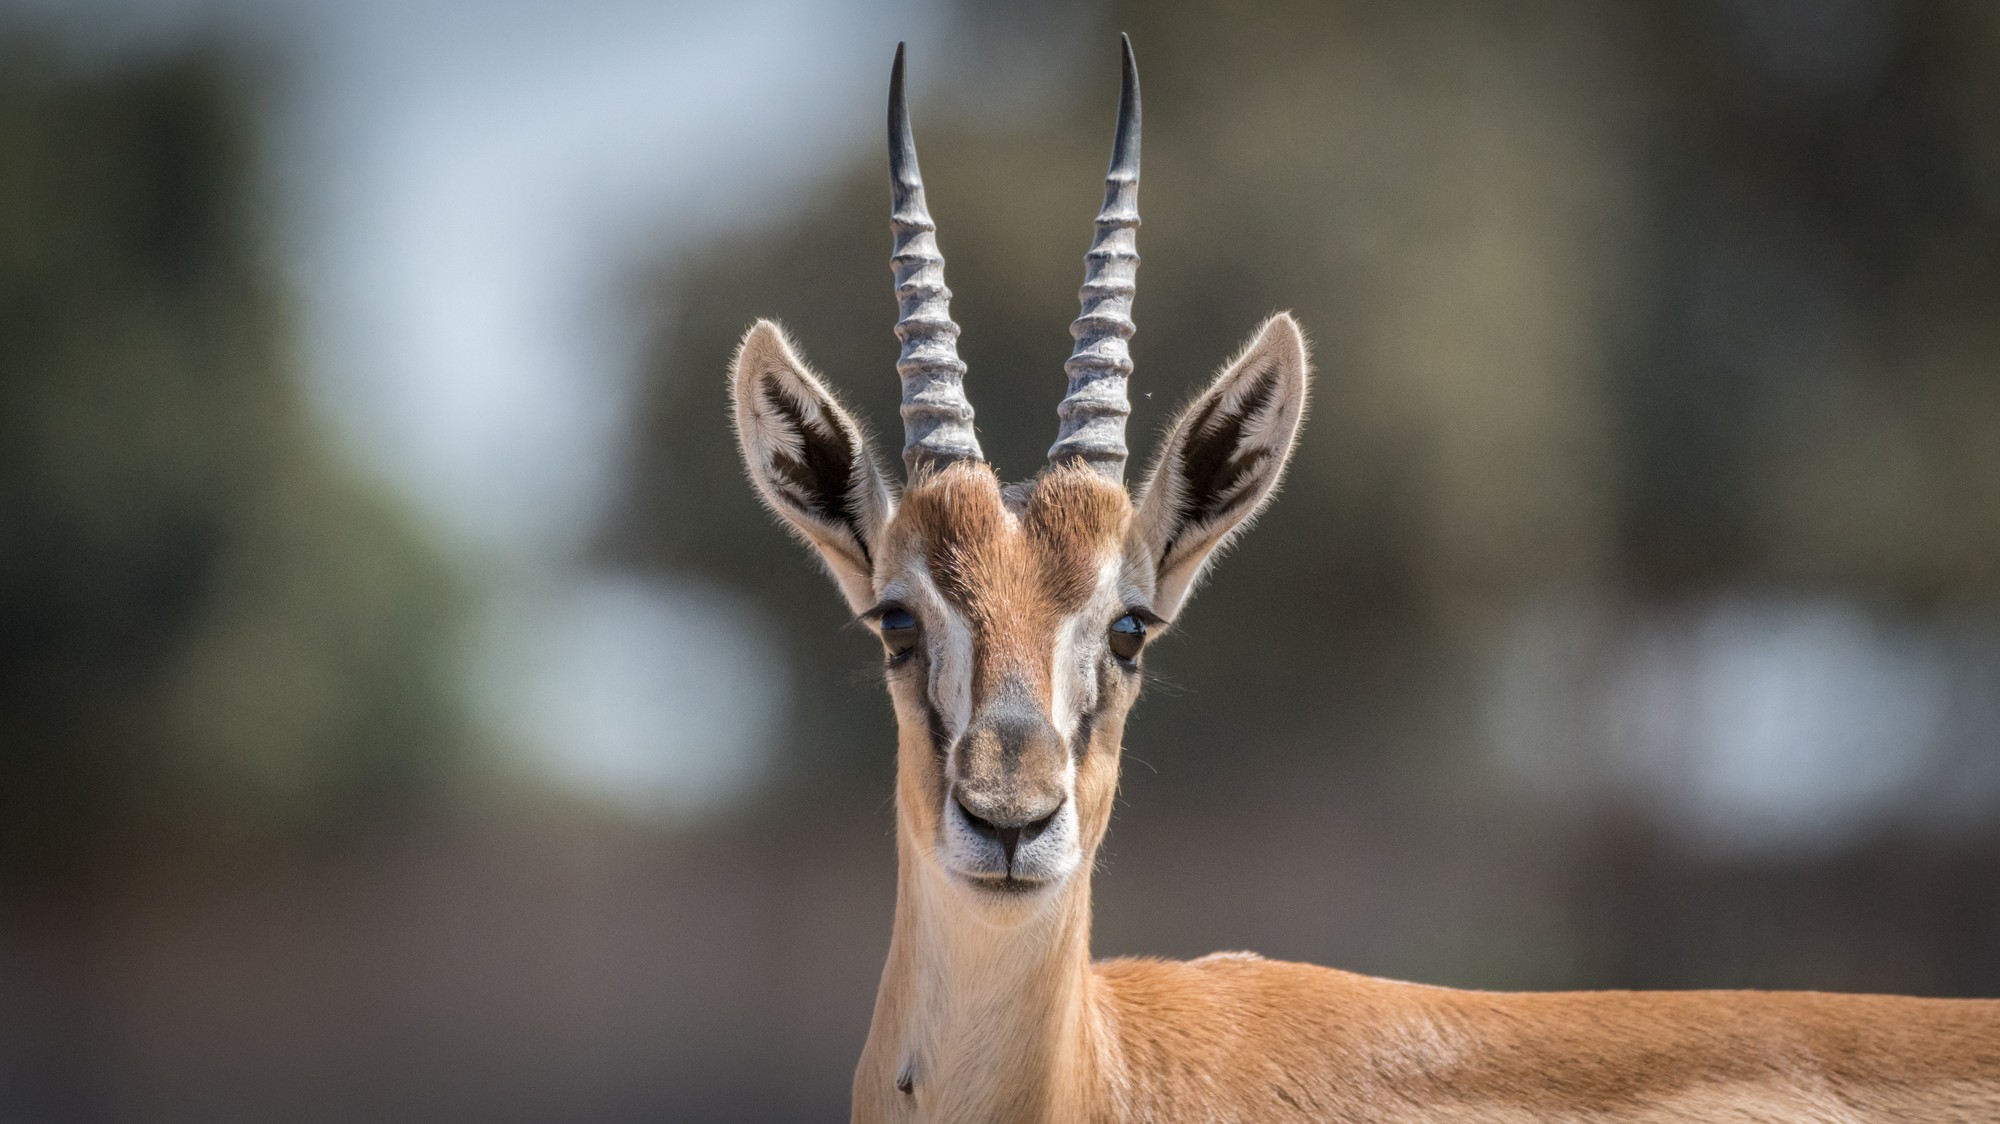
[729,36,2000,1124]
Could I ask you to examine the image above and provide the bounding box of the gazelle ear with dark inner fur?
[1132,313,1310,621]
[731,320,893,613]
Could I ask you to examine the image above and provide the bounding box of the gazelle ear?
[1132,313,1310,620]
[731,320,893,613]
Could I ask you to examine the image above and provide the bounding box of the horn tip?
[889,43,916,184]
[1112,33,1140,175]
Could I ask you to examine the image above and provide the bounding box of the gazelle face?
[729,37,1307,919]
[873,463,1140,899]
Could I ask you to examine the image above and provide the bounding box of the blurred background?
[3,0,1999,1119]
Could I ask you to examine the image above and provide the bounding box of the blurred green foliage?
[0,39,469,873]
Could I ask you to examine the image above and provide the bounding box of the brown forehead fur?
[889,462,1130,630]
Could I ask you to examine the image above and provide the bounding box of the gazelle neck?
[858,804,1108,1121]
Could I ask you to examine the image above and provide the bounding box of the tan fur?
[726,315,2000,1123]
[1090,958,2000,1122]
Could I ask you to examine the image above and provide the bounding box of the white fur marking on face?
[1049,624,1081,743]
[896,560,973,746]
[933,601,974,747]
[1052,553,1125,745]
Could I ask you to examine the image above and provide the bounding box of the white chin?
[941,849,1078,898]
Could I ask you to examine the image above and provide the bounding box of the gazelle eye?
[1108,612,1147,664]
[879,607,919,659]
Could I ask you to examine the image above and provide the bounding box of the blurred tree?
[0,36,471,877]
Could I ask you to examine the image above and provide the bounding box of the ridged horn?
[889,42,982,473]
[1050,33,1141,480]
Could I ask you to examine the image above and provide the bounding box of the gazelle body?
[729,37,2000,1124]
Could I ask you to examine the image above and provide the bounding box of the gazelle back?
[729,35,1999,1124]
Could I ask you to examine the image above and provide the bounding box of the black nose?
[954,792,1060,869]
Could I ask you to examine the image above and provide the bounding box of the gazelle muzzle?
[942,686,1078,889]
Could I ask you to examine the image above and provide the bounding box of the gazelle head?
[731,38,1308,920]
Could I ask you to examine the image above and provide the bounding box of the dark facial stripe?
[1071,704,1097,761]
[923,696,951,760]
[1072,649,1127,759]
